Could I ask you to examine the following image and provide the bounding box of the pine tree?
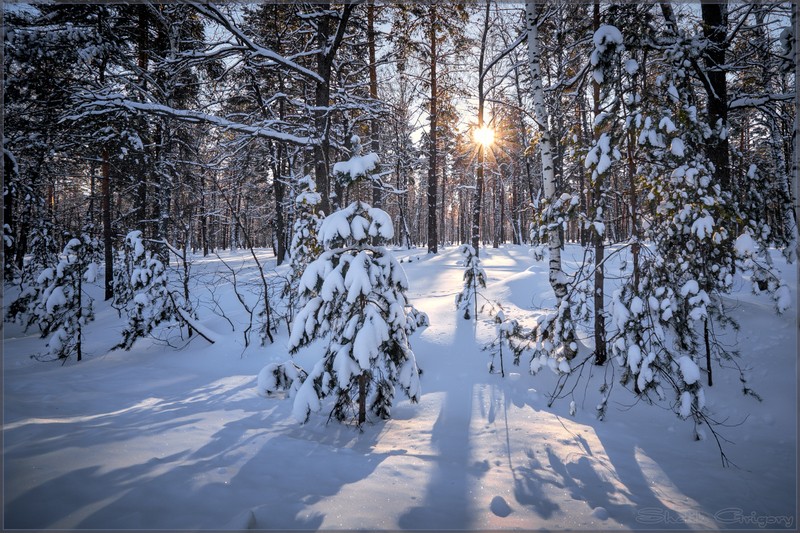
[36,234,99,362]
[287,201,423,425]
[608,30,758,433]
[115,231,189,350]
[279,175,323,338]
[455,244,487,320]
[277,143,423,425]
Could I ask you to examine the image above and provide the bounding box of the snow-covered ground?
[3,244,797,530]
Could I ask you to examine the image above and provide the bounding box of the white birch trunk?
[525,0,567,303]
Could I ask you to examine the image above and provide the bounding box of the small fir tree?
[281,174,323,326]
[270,143,423,426]
[36,234,99,362]
[115,231,189,350]
[454,244,486,320]
[5,222,60,328]
[287,201,422,425]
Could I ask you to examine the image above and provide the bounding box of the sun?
[473,126,495,148]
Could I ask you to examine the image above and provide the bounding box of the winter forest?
[3,1,798,530]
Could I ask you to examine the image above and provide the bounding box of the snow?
[691,214,714,240]
[84,262,98,283]
[670,137,685,157]
[659,116,677,133]
[680,391,693,418]
[37,267,54,284]
[680,279,699,297]
[592,24,623,48]
[629,296,644,315]
[735,231,757,258]
[2,244,796,530]
[333,152,380,180]
[597,153,612,175]
[45,285,66,313]
[677,356,701,385]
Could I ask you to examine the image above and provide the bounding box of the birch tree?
[525,0,576,361]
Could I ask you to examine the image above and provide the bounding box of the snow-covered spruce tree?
[114,231,190,350]
[287,201,422,425]
[282,175,323,316]
[455,243,486,320]
[35,234,99,362]
[608,36,747,435]
[274,141,422,426]
[5,222,59,328]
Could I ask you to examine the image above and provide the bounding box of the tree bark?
[101,150,113,300]
[591,1,607,365]
[700,1,731,193]
[368,0,382,211]
[426,5,439,254]
[525,0,567,304]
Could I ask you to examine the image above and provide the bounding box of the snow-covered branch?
[66,93,318,146]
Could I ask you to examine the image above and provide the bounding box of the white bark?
[525,0,567,303]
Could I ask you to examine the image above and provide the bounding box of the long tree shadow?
[397,312,478,530]
[481,381,562,520]
[4,371,408,530]
[482,373,688,527]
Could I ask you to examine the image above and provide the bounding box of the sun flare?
[474,126,495,147]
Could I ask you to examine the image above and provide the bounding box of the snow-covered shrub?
[285,200,422,425]
[282,175,323,324]
[332,135,380,190]
[35,234,99,361]
[115,231,189,350]
[257,361,308,398]
[405,305,430,335]
[454,244,486,320]
[111,247,133,316]
[5,223,60,327]
[734,227,792,314]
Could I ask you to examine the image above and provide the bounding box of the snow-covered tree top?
[296,175,321,206]
[332,153,380,181]
[333,134,380,183]
[593,25,623,48]
[318,201,394,247]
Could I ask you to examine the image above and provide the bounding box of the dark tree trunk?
[368,0,382,211]
[358,371,368,425]
[700,1,731,193]
[101,150,113,300]
[3,151,16,279]
[592,1,607,365]
[426,6,439,254]
[136,5,150,236]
